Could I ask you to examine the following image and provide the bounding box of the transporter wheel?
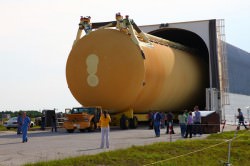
[129,117,138,129]
[79,129,86,132]
[120,115,129,129]
[67,129,74,133]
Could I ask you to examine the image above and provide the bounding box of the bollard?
[225,126,238,165]
[222,120,226,133]
[224,162,231,166]
[226,139,232,166]
[169,122,172,142]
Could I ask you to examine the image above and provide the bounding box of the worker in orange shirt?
[99,110,111,149]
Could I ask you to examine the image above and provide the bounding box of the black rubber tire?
[120,116,129,129]
[129,117,138,129]
[79,129,85,132]
[67,129,74,133]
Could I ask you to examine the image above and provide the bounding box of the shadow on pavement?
[0,141,22,146]
[0,130,101,139]
[77,147,101,152]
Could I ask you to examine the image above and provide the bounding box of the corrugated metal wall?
[227,43,250,95]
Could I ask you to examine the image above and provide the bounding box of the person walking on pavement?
[21,112,30,143]
[51,115,57,132]
[237,108,248,130]
[99,110,111,148]
[178,110,187,138]
[185,111,193,138]
[166,111,175,134]
[17,112,22,134]
[41,115,45,130]
[193,105,202,136]
[160,112,166,129]
[153,112,162,137]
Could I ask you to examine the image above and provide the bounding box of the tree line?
[0,110,42,119]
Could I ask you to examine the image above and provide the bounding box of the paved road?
[0,125,235,166]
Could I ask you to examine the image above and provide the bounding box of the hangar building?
[140,19,250,124]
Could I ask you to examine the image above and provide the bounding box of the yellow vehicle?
[63,107,101,133]
[63,107,148,131]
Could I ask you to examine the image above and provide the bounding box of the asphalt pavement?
[0,124,237,166]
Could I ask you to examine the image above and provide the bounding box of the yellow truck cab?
[63,107,101,133]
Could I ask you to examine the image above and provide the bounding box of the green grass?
[0,124,8,131]
[0,124,16,131]
[24,130,250,166]
[0,124,40,132]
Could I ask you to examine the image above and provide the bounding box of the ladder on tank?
[216,19,230,121]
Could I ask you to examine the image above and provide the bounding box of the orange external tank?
[66,29,207,113]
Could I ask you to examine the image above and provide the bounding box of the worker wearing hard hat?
[79,16,92,35]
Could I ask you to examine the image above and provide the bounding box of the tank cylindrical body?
[66,29,206,113]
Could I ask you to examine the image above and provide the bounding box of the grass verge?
[0,124,15,131]
[25,130,250,166]
[0,124,40,132]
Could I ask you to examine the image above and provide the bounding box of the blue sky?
[0,0,249,112]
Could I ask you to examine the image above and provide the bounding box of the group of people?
[149,111,177,137]
[40,115,57,132]
[178,106,202,138]
[149,112,175,129]
[16,110,111,148]
[15,107,248,147]
[149,106,203,138]
[18,112,57,143]
[17,112,31,143]
[150,106,249,138]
